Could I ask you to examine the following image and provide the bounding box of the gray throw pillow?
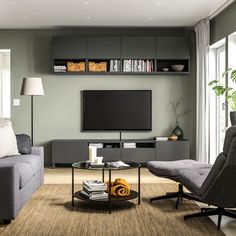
[16,134,32,154]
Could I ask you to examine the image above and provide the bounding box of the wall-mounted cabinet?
[51,35,190,75]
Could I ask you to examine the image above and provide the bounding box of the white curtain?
[195,19,210,163]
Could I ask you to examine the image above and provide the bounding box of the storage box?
[89,62,107,72]
[67,62,85,72]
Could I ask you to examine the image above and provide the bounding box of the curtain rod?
[209,0,235,19]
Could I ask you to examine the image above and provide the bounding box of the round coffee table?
[72,161,141,214]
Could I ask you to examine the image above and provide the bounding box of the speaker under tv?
[82,90,152,131]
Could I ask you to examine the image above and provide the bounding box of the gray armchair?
[177,126,236,229]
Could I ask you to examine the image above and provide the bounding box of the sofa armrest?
[31,146,44,185]
[0,164,20,219]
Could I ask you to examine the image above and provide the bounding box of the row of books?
[80,180,108,200]
[109,60,120,72]
[123,59,154,72]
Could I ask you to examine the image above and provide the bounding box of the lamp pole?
[31,95,34,146]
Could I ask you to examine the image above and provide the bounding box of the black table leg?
[108,170,112,214]
[72,167,74,207]
[102,168,105,182]
[138,166,140,205]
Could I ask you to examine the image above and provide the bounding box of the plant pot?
[171,124,183,140]
[230,111,236,126]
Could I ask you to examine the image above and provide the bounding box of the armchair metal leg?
[150,184,201,209]
[184,207,236,230]
[184,208,218,220]
[3,219,11,224]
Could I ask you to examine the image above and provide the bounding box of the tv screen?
[82,90,152,131]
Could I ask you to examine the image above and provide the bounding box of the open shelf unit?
[52,36,190,75]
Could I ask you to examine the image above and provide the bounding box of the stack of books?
[110,60,120,72]
[81,180,108,200]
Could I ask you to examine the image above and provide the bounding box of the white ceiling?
[0,0,234,29]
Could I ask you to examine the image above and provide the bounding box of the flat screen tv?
[82,90,152,131]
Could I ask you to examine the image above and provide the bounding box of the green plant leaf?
[231,70,236,82]
[208,80,218,86]
[222,68,232,78]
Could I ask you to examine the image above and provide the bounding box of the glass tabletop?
[72,161,141,171]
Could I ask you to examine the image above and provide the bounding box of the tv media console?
[51,139,190,168]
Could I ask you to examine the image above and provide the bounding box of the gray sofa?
[0,136,44,224]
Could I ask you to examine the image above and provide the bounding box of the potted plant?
[209,68,236,125]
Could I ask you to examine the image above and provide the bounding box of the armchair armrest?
[0,164,19,219]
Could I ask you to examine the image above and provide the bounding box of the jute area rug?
[0,184,224,236]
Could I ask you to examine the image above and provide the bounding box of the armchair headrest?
[223,125,236,156]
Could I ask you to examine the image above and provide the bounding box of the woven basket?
[89,62,107,72]
[67,62,85,72]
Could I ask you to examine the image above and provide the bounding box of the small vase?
[230,111,236,126]
[171,124,183,140]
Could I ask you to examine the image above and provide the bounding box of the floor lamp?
[21,77,44,145]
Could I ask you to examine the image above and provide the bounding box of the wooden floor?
[0,183,224,236]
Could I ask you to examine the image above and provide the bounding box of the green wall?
[0,28,196,165]
[211,1,236,44]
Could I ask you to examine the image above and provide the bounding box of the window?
[0,50,10,119]
[228,32,236,124]
[209,40,226,164]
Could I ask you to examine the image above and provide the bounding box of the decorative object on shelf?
[88,145,97,162]
[171,64,185,72]
[162,68,169,72]
[209,68,236,125]
[107,178,131,197]
[20,77,44,145]
[67,62,85,72]
[168,134,178,141]
[169,97,191,140]
[89,61,107,72]
[53,65,66,72]
[171,125,183,140]
[94,156,103,165]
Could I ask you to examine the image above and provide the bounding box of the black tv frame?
[81,90,152,132]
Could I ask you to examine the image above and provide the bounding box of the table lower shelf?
[74,190,139,202]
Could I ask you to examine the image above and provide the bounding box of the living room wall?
[0,28,196,165]
[211,1,236,44]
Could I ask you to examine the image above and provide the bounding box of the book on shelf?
[83,184,107,192]
[83,180,106,187]
[122,59,154,72]
[155,137,168,141]
[109,59,120,72]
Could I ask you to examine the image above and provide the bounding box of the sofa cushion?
[16,134,32,154]
[16,162,34,188]
[0,122,19,158]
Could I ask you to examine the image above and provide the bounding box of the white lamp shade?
[21,77,44,96]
